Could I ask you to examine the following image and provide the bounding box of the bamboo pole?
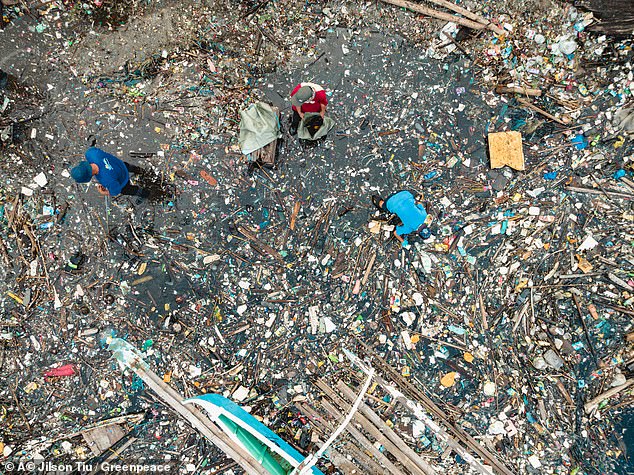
[298,403,367,474]
[379,0,505,35]
[336,382,439,475]
[426,0,503,32]
[319,399,402,474]
[352,342,515,475]
[315,379,430,475]
[361,252,377,286]
[295,368,375,475]
[584,379,634,414]
[109,340,268,475]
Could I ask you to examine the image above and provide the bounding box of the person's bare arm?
[320,103,327,117]
[97,184,110,196]
[393,230,404,243]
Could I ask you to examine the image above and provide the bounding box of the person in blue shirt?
[70,147,149,199]
[372,191,432,245]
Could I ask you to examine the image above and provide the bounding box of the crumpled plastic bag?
[238,102,281,155]
[297,112,335,141]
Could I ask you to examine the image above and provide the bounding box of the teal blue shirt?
[386,191,427,237]
[86,147,129,196]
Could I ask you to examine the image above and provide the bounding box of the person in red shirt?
[289,82,328,135]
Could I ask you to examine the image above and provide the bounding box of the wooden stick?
[555,378,574,406]
[237,225,285,263]
[572,294,597,359]
[495,85,542,97]
[361,252,377,286]
[619,176,634,193]
[290,201,301,231]
[516,97,570,125]
[565,186,633,199]
[10,384,31,433]
[584,380,634,414]
[87,437,137,475]
[441,31,472,58]
[378,0,503,34]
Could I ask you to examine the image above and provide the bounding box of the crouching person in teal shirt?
[372,191,432,246]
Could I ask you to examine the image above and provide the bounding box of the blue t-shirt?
[85,147,129,196]
[386,190,428,237]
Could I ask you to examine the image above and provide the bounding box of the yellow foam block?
[489,131,524,171]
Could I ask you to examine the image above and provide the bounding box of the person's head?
[70,161,95,183]
[291,85,315,108]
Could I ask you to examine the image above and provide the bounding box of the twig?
[572,294,597,360]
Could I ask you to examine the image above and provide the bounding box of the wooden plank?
[82,424,126,456]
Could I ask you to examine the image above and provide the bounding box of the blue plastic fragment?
[571,134,588,150]
[448,325,466,335]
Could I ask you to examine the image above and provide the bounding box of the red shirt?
[291,82,328,113]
